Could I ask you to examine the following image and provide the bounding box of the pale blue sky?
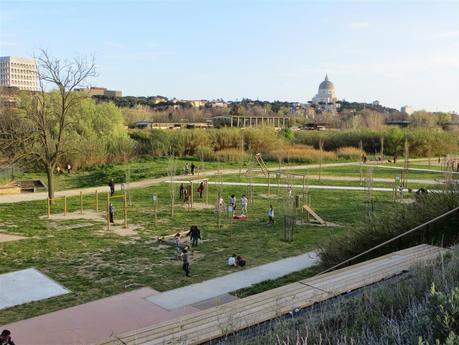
[1,0,458,112]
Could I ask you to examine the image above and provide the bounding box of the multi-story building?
[0,56,39,91]
[76,86,122,97]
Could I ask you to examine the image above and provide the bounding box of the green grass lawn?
[290,164,452,180]
[2,157,252,191]
[0,179,396,324]
[203,174,445,190]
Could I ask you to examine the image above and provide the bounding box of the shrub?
[319,185,459,268]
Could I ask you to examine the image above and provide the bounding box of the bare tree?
[1,50,96,199]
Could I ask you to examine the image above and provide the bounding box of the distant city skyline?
[1,0,458,112]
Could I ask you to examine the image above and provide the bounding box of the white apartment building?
[0,56,39,91]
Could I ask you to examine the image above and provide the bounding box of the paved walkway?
[2,288,199,345]
[146,251,319,310]
[0,161,445,204]
[168,180,442,193]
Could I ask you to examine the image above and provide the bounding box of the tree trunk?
[46,165,54,200]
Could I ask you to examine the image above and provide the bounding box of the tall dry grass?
[265,145,337,163]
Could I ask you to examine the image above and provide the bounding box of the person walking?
[56,166,62,175]
[109,203,114,223]
[268,205,274,224]
[108,179,115,196]
[181,249,190,277]
[229,194,236,216]
[197,182,204,198]
[174,233,181,259]
[188,225,201,247]
[184,163,189,175]
[191,163,196,175]
[66,163,72,174]
[179,183,185,200]
[241,195,248,215]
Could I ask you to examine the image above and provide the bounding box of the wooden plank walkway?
[95,244,445,345]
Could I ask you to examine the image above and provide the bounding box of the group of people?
[227,254,247,267]
[56,163,72,175]
[184,163,196,175]
[175,225,202,277]
[228,194,248,216]
[179,181,205,202]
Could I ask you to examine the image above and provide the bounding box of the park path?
[0,162,355,204]
[0,160,448,204]
[145,251,320,310]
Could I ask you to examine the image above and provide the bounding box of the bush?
[319,185,459,268]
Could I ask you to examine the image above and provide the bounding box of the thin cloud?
[428,30,459,39]
[349,21,369,30]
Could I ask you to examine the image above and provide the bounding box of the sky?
[1,0,459,112]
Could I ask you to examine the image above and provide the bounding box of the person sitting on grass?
[227,254,237,266]
[236,255,247,267]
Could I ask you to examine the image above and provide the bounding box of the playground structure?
[181,179,209,208]
[47,189,129,230]
[255,153,328,227]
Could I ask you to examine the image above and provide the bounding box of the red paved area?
[2,288,199,345]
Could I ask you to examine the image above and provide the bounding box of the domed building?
[312,74,339,111]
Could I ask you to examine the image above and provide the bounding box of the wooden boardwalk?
[96,244,445,345]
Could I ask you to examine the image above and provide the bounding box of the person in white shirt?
[227,254,237,266]
[268,205,274,224]
[241,195,248,215]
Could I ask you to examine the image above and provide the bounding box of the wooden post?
[205,180,208,205]
[64,196,67,216]
[268,172,271,195]
[80,191,83,214]
[302,175,305,198]
[95,190,99,212]
[124,192,128,229]
[154,198,158,226]
[107,194,110,231]
[190,181,194,208]
[47,198,51,218]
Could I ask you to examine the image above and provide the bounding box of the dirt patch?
[48,223,95,231]
[178,202,214,210]
[41,210,106,222]
[258,193,282,199]
[0,233,27,243]
[98,222,142,237]
[396,198,416,204]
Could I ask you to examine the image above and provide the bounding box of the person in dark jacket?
[179,183,185,200]
[0,330,15,345]
[181,249,190,276]
[108,179,115,196]
[191,163,196,175]
[188,225,201,246]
